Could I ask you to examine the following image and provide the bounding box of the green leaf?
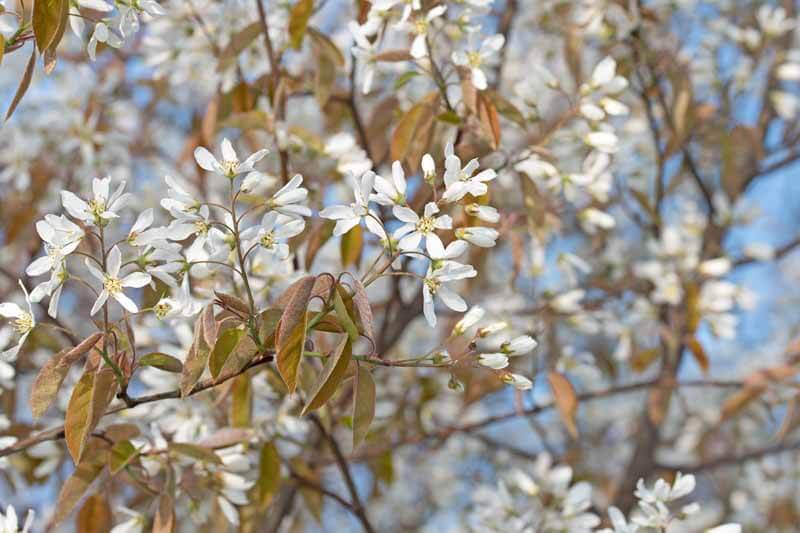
[350,278,374,344]
[108,440,138,475]
[339,223,363,267]
[218,22,262,69]
[138,352,183,373]
[33,0,66,52]
[169,442,222,464]
[276,276,316,393]
[394,71,419,89]
[288,0,314,50]
[218,332,259,380]
[64,367,117,464]
[209,328,244,379]
[333,287,359,343]
[256,441,282,509]
[259,308,283,349]
[230,374,252,428]
[352,364,375,449]
[436,111,461,125]
[302,335,352,415]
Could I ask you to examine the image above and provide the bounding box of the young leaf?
[29,332,103,419]
[390,93,439,172]
[64,367,117,463]
[138,352,183,373]
[180,309,213,397]
[152,493,175,533]
[169,442,222,464]
[288,0,313,50]
[108,440,138,475]
[340,223,363,268]
[276,276,316,393]
[352,363,375,449]
[53,455,106,525]
[230,374,252,428]
[548,371,578,438]
[333,287,359,343]
[5,48,37,121]
[302,335,352,414]
[476,91,501,149]
[33,0,66,52]
[218,332,259,380]
[209,328,244,379]
[76,493,112,533]
[350,278,375,344]
[256,441,282,509]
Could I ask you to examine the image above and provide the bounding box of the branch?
[0,352,275,459]
[656,440,800,473]
[309,415,376,533]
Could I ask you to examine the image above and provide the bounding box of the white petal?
[107,246,122,277]
[91,291,109,316]
[194,147,219,172]
[121,272,152,288]
[113,291,139,313]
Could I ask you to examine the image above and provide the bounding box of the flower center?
[416,216,436,234]
[104,276,122,294]
[194,220,210,235]
[259,231,276,249]
[414,19,428,35]
[154,300,172,319]
[88,199,106,220]
[13,312,34,334]
[221,158,239,177]
[425,277,441,295]
[467,51,482,68]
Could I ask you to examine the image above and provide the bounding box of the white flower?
[757,5,794,36]
[320,171,384,237]
[194,138,268,178]
[770,90,799,119]
[127,208,161,247]
[465,203,500,223]
[241,212,305,260]
[422,263,476,327]
[268,174,312,218]
[26,216,84,277]
[87,22,123,61]
[442,143,497,202]
[579,207,615,233]
[502,335,537,355]
[0,281,35,360]
[706,525,742,533]
[698,257,731,277]
[29,263,68,319]
[421,153,436,182]
[502,373,533,390]
[0,505,34,533]
[86,246,152,315]
[393,202,452,253]
[371,161,408,206]
[455,226,498,248]
[109,507,146,533]
[550,289,584,313]
[584,130,620,153]
[161,175,201,217]
[61,177,132,226]
[478,353,508,369]
[426,237,468,272]
[349,21,379,94]
[452,34,505,90]
[407,5,447,59]
[452,306,484,335]
[776,62,800,81]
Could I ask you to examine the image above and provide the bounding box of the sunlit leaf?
[276,276,316,393]
[302,335,352,414]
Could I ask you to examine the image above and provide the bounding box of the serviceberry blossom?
[406,4,447,59]
[393,202,453,254]
[194,139,268,179]
[422,263,476,327]
[371,161,408,206]
[320,171,385,238]
[61,177,132,226]
[86,247,152,315]
[0,281,35,359]
[442,143,497,202]
[267,174,312,219]
[240,212,306,260]
[452,34,505,90]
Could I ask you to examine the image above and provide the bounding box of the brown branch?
[656,440,800,473]
[0,353,275,459]
[309,415,376,533]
